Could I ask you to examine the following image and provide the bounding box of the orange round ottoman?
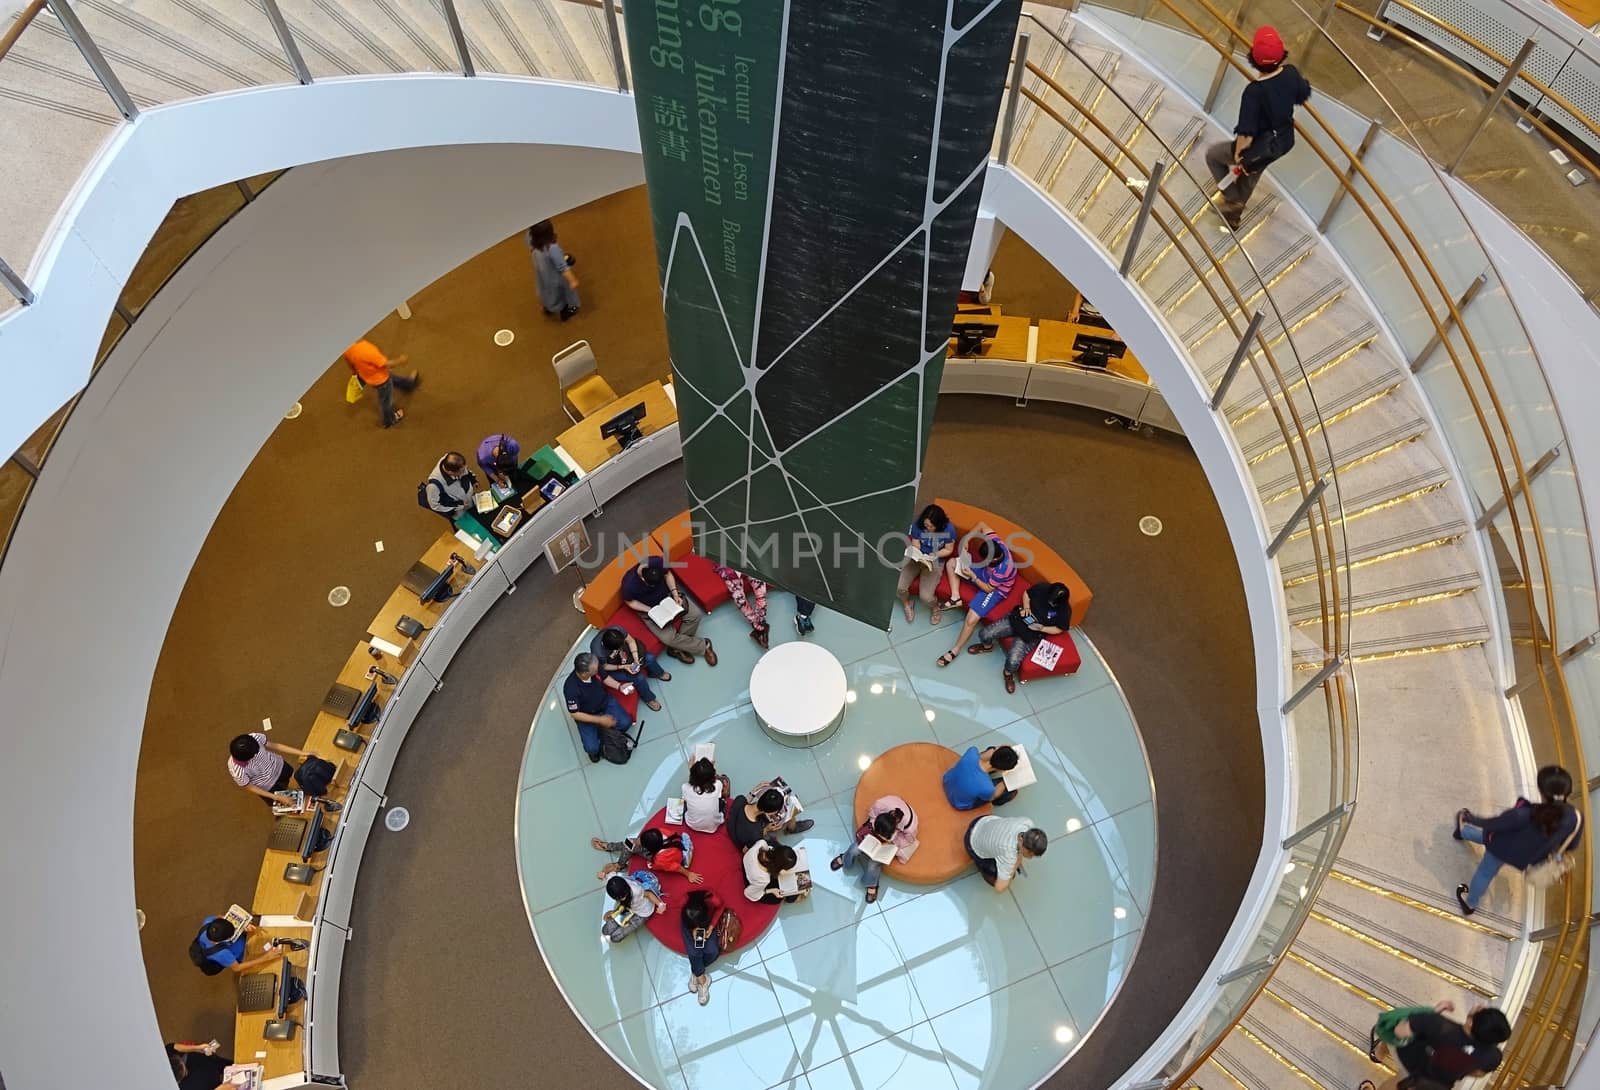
[853,741,993,885]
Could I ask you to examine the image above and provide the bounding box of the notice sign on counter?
[624,0,1021,627]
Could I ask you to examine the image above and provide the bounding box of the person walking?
[1358,1000,1509,1090]
[343,339,420,428]
[529,220,581,320]
[1203,26,1311,230]
[1454,764,1582,916]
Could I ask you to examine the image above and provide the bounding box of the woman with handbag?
[681,890,740,1005]
[1453,765,1582,916]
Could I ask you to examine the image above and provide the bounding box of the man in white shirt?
[226,732,316,804]
[965,815,1048,893]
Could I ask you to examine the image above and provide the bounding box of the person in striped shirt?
[936,524,1019,669]
[226,732,313,804]
[965,814,1048,893]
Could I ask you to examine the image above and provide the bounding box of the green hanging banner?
[626,0,1021,627]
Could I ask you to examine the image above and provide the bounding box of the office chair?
[552,340,618,423]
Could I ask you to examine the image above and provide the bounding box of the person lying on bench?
[943,744,1022,809]
[936,524,1018,670]
[969,581,1070,693]
[592,825,703,885]
[713,563,772,648]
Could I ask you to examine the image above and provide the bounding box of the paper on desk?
[1002,746,1038,791]
[647,598,684,627]
[474,490,498,514]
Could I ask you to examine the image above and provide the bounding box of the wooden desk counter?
[233,928,311,1079]
[365,531,461,646]
[556,380,678,472]
[1035,319,1151,384]
[950,314,1031,362]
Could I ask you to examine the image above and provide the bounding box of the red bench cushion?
[1013,631,1082,682]
[606,606,664,655]
[676,552,732,611]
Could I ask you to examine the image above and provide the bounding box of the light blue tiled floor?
[515,605,1155,1090]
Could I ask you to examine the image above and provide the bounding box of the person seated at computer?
[936,523,1018,669]
[728,781,814,851]
[591,625,670,713]
[897,504,958,626]
[601,872,663,945]
[166,1039,231,1090]
[621,555,717,666]
[713,563,771,647]
[475,433,522,494]
[743,839,806,904]
[681,889,727,1005]
[965,815,1048,893]
[970,581,1070,693]
[830,796,919,904]
[564,652,632,764]
[593,825,703,884]
[226,732,318,805]
[943,744,1022,809]
[188,915,290,976]
[420,451,477,523]
[683,756,733,834]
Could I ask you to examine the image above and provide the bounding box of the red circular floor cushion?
[632,807,781,954]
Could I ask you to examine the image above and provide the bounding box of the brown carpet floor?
[135,185,1262,1087]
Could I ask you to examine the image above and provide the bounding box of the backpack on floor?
[600,723,639,765]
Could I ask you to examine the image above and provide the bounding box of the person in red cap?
[1204,25,1312,230]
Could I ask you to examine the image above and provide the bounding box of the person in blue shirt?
[564,652,634,763]
[937,525,1018,669]
[189,916,283,976]
[896,504,958,626]
[943,744,1022,809]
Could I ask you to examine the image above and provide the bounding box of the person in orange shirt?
[343,340,420,427]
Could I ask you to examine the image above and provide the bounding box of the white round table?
[749,641,848,747]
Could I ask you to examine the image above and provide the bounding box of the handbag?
[1525,810,1582,887]
[344,375,364,403]
[716,907,743,950]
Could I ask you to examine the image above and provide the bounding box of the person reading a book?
[564,653,633,764]
[682,755,732,833]
[743,839,807,903]
[728,781,815,851]
[936,524,1018,670]
[602,871,664,944]
[965,815,1048,893]
[591,625,671,713]
[830,795,920,903]
[592,826,703,884]
[969,581,1071,693]
[897,504,958,626]
[944,744,1023,809]
[681,890,728,1005]
[621,556,717,666]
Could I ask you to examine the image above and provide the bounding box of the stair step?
[1245,983,1384,1090]
[111,0,319,79]
[271,0,434,74]
[1272,952,1389,1057]
[68,0,258,101]
[1214,1027,1326,1090]
[1287,562,1478,623]
[1258,417,1430,507]
[487,0,616,86]
[449,0,542,76]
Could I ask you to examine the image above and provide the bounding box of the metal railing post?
[1120,159,1167,276]
[260,0,312,85]
[0,257,34,306]
[1473,445,1561,529]
[1447,37,1535,174]
[440,0,475,76]
[1283,654,1343,714]
[1210,309,1264,410]
[1266,476,1328,558]
[997,34,1030,166]
[1282,801,1354,848]
[47,0,136,118]
[1316,118,1381,233]
[1410,272,1487,373]
[1218,955,1276,984]
[601,0,629,93]
[10,453,40,479]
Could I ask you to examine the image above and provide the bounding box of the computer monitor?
[276,955,293,1017]
[345,681,379,728]
[1072,332,1127,368]
[599,403,648,450]
[300,803,328,862]
[951,321,999,357]
[418,559,458,605]
[1076,299,1114,331]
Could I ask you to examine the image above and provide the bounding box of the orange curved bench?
[935,498,1091,628]
[853,742,991,885]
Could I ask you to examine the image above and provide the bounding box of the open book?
[1001,745,1037,791]
[778,846,813,896]
[223,903,254,939]
[647,598,684,627]
[904,544,936,572]
[692,742,716,763]
[770,776,804,824]
[857,834,898,865]
[665,798,686,825]
[474,490,499,514]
